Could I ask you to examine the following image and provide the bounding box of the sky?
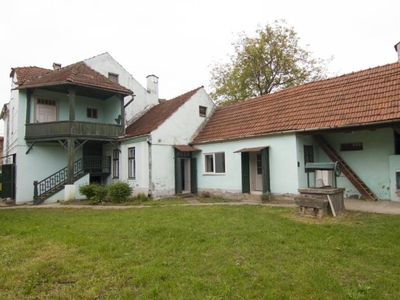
[0,0,399,135]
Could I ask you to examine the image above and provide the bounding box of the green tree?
[210,20,331,105]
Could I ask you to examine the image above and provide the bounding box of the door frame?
[239,147,270,194]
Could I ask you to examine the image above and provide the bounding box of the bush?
[78,183,107,204]
[108,182,133,203]
[134,193,148,202]
[200,190,212,198]
[260,192,271,203]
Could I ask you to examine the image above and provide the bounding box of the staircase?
[313,135,378,201]
[33,156,110,204]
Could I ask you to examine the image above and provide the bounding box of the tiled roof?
[193,62,400,144]
[125,87,203,138]
[10,67,51,85]
[14,62,132,95]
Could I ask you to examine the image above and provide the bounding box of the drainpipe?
[147,135,152,197]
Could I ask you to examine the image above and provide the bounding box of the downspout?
[147,135,152,197]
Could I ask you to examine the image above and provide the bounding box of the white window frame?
[35,97,58,123]
[128,147,136,179]
[203,152,225,174]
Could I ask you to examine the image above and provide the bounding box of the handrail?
[33,156,110,204]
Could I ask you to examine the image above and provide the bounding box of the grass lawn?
[1,205,400,299]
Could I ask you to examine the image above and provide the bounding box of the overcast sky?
[0,0,399,135]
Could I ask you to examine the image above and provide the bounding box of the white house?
[105,86,216,197]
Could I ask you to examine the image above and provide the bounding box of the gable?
[125,87,203,138]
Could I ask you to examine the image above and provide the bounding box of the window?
[340,142,363,151]
[199,106,207,117]
[257,153,262,175]
[108,72,119,83]
[128,147,136,178]
[397,172,400,189]
[304,145,314,164]
[113,149,119,178]
[204,152,225,173]
[87,108,98,119]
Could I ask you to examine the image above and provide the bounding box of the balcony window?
[87,108,98,119]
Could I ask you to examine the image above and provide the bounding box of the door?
[181,158,191,192]
[36,99,57,122]
[250,152,263,191]
[1,164,15,199]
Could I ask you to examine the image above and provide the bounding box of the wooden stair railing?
[33,156,111,204]
[313,135,378,201]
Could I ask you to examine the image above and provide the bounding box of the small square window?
[199,106,207,117]
[340,142,363,151]
[87,108,98,119]
[108,73,119,83]
[396,172,400,189]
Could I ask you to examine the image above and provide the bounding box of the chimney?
[395,42,400,62]
[146,75,159,96]
[53,63,62,70]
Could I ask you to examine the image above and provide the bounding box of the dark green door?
[241,152,250,193]
[1,164,15,199]
[190,157,198,194]
[261,148,270,193]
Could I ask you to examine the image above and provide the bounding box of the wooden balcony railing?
[25,121,124,141]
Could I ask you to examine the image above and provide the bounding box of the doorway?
[250,152,263,192]
[181,158,191,192]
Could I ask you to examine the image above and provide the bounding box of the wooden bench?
[294,195,329,218]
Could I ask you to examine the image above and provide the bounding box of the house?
[1,61,133,204]
[0,53,215,204]
[191,43,400,202]
[108,86,215,197]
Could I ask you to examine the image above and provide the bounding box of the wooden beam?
[68,87,76,122]
[67,138,75,184]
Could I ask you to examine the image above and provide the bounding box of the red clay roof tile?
[193,62,400,144]
[13,62,132,95]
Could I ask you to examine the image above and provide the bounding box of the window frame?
[108,72,119,83]
[87,107,98,119]
[340,142,363,151]
[112,149,119,178]
[203,152,225,174]
[199,106,207,117]
[128,147,136,179]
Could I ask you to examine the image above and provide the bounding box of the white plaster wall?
[319,128,393,200]
[194,133,299,195]
[119,137,149,195]
[84,53,158,123]
[150,144,176,197]
[152,88,216,145]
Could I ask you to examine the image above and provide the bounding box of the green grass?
[1,206,400,299]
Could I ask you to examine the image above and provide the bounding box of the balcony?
[25,121,124,141]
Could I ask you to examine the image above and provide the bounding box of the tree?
[210,20,331,105]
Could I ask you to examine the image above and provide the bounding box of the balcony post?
[67,138,75,184]
[68,87,76,122]
[120,95,125,131]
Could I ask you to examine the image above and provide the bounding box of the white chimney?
[146,75,159,96]
[395,42,400,62]
[53,63,62,70]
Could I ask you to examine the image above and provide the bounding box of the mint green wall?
[15,143,83,203]
[194,133,299,195]
[318,128,394,200]
[30,90,121,124]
